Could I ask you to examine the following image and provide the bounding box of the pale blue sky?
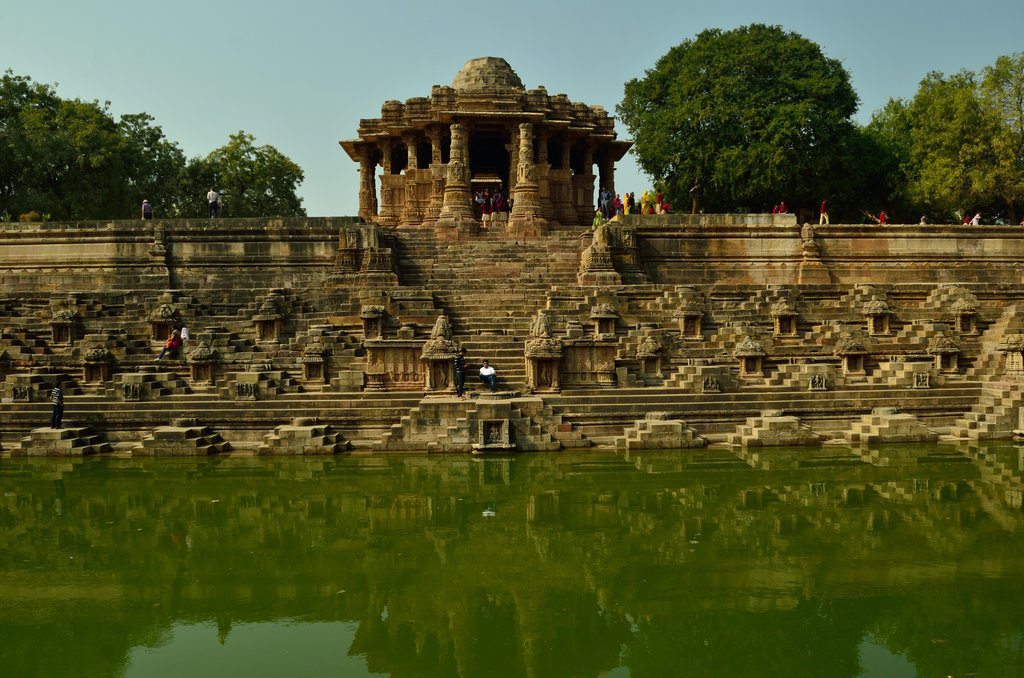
[4,0,1022,216]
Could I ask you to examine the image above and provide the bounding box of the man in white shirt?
[479,360,497,392]
[207,188,220,218]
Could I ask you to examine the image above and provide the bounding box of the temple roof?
[451,57,524,91]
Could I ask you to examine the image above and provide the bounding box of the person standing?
[141,199,154,220]
[207,187,220,218]
[479,360,497,392]
[49,383,64,429]
[819,199,830,225]
[454,348,467,397]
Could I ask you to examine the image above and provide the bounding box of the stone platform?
[3,214,1024,455]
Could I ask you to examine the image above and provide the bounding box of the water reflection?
[1,443,1023,678]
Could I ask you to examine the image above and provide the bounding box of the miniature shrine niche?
[340,57,632,229]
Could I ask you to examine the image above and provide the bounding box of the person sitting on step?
[479,360,497,392]
[156,329,182,361]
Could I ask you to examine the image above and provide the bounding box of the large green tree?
[865,56,1024,223]
[980,53,1024,223]
[617,24,860,213]
[1,72,305,221]
[0,71,133,220]
[179,131,306,218]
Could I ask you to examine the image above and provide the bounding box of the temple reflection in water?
[2,443,1023,677]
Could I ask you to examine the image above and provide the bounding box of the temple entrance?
[468,129,511,191]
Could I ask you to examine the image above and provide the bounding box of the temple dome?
[451,57,524,91]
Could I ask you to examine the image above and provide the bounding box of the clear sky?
[4,0,1022,216]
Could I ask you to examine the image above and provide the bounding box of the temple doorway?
[468,129,511,191]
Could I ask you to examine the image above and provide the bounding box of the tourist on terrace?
[479,360,497,392]
[207,187,220,218]
[970,212,982,226]
[155,329,182,361]
[49,383,64,430]
[141,199,153,220]
[454,348,467,397]
[819,199,829,225]
[593,211,606,228]
[614,194,623,216]
[920,215,928,225]
[878,210,887,225]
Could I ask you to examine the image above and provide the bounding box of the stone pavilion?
[339,57,632,232]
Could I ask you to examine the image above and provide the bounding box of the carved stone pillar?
[506,127,520,193]
[377,139,400,228]
[358,148,377,221]
[535,128,555,220]
[402,135,421,226]
[599,155,615,197]
[436,123,476,231]
[509,123,548,235]
[575,140,597,223]
[422,127,445,225]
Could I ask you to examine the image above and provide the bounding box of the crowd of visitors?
[597,188,671,219]
[473,189,511,225]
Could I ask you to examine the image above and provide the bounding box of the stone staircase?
[256,417,351,455]
[844,408,938,444]
[950,382,1024,439]
[17,421,112,456]
[132,418,232,456]
[376,395,560,453]
[614,412,705,450]
[725,412,820,447]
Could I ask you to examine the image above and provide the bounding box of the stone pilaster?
[599,155,615,197]
[509,123,548,236]
[435,123,476,233]
[377,139,399,228]
[422,128,445,225]
[402,135,421,226]
[358,148,377,221]
[536,128,555,220]
[575,140,596,223]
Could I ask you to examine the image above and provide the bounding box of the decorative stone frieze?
[81,347,112,383]
[635,336,663,376]
[863,299,891,336]
[770,300,799,337]
[998,334,1024,375]
[675,295,704,339]
[525,311,562,392]
[149,303,179,341]
[834,333,868,375]
[951,298,979,335]
[420,315,457,392]
[733,336,766,378]
[253,295,283,343]
[187,345,218,385]
[50,309,78,345]
[927,334,960,373]
[300,340,328,384]
[360,305,386,339]
[589,303,618,337]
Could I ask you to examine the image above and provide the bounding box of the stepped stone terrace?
[3,59,1024,457]
[4,211,1024,457]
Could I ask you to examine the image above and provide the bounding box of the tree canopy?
[864,53,1024,223]
[0,70,305,221]
[618,24,860,214]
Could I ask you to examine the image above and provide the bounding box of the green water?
[2,444,1023,678]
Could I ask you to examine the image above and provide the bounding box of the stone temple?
[340,57,631,233]
[3,57,1024,461]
